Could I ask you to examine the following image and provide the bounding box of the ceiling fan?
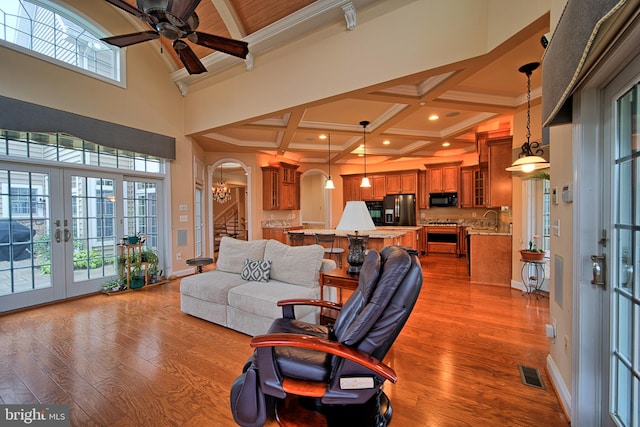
[101,0,249,75]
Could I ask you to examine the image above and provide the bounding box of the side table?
[520,259,546,296]
[319,267,359,324]
[186,257,213,274]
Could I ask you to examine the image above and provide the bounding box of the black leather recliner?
[230,245,423,427]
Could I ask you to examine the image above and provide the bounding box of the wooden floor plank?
[0,254,568,426]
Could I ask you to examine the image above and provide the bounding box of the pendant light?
[324,133,335,189]
[506,62,550,173]
[212,165,232,203]
[359,120,371,188]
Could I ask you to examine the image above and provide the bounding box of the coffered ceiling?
[108,1,549,167]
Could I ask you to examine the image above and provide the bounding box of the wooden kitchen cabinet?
[262,162,300,210]
[460,166,485,208]
[485,138,512,207]
[342,175,362,202]
[426,162,461,193]
[460,167,474,208]
[360,175,386,200]
[418,170,429,209]
[385,172,418,195]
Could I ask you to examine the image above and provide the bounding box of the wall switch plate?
[179,204,188,211]
[179,215,188,223]
[552,187,559,205]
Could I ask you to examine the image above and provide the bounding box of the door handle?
[591,254,606,289]
[64,228,71,242]
[55,228,61,243]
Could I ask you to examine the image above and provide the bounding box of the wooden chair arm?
[277,298,343,311]
[250,333,397,383]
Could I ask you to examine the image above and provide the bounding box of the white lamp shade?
[360,176,371,188]
[336,201,376,232]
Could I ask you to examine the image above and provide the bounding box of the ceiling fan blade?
[189,32,249,59]
[173,40,207,74]
[104,0,147,19]
[169,0,202,21]
[101,31,159,47]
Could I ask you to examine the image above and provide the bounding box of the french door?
[605,70,640,427]
[0,162,162,312]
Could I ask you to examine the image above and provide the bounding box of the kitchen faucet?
[483,210,499,230]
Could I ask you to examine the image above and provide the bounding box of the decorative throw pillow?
[240,259,271,283]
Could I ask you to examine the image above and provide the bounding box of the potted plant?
[520,239,545,261]
[130,259,145,289]
[102,278,126,293]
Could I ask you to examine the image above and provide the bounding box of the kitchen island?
[285,227,420,252]
[467,230,512,286]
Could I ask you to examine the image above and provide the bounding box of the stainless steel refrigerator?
[383,194,416,226]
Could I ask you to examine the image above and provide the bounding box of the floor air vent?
[518,365,545,389]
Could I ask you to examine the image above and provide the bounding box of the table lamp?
[336,201,376,274]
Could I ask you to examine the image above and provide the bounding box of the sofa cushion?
[228,280,319,319]
[240,259,271,282]
[216,237,268,274]
[180,270,248,304]
[264,239,324,287]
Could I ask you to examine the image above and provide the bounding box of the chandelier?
[212,166,232,203]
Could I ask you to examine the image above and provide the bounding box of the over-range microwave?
[429,192,458,208]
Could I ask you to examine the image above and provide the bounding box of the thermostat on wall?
[561,184,573,203]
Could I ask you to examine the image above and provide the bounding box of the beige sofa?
[180,236,336,336]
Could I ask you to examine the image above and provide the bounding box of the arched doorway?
[300,169,332,229]
[208,159,251,258]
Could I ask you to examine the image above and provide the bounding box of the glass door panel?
[0,163,62,312]
[610,81,639,427]
[66,172,120,297]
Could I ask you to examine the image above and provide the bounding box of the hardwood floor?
[0,254,568,426]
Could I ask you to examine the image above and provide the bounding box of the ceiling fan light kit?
[507,61,550,173]
[102,0,248,75]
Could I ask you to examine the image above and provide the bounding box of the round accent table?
[186,257,213,274]
[520,259,546,296]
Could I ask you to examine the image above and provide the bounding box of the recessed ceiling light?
[383,140,390,145]
[442,142,450,147]
[319,134,327,140]
[428,114,439,121]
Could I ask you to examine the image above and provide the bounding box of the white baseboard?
[546,354,572,423]
[173,267,195,277]
[511,279,525,291]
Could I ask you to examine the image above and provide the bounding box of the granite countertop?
[375,225,423,231]
[297,228,407,238]
[466,228,512,236]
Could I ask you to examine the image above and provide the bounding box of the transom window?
[0,129,165,174]
[0,0,120,82]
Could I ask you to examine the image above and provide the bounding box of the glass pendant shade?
[324,133,335,190]
[359,120,371,187]
[325,177,335,189]
[506,155,549,172]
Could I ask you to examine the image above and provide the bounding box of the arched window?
[0,0,120,82]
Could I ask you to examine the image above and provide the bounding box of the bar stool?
[315,233,344,267]
[288,232,305,246]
